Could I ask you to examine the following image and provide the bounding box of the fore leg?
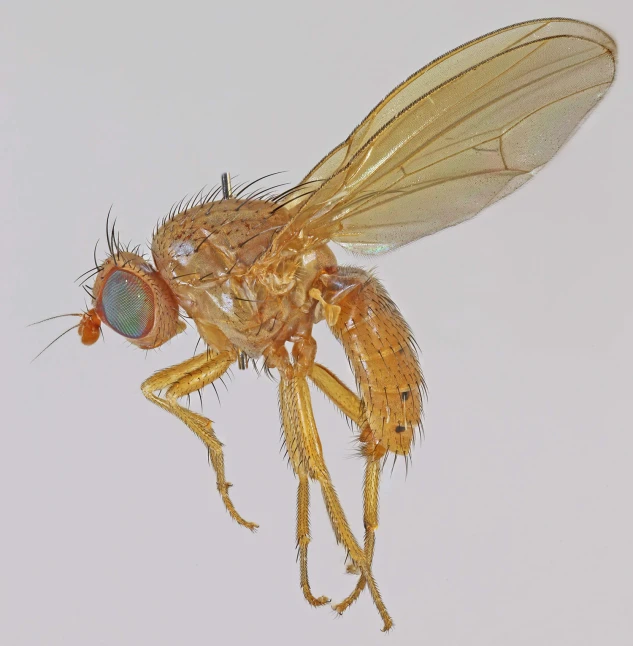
[141,350,258,531]
[279,379,329,606]
[288,374,393,632]
[309,363,382,612]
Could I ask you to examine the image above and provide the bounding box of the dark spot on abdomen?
[395,425,406,433]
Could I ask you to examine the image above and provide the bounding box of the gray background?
[2,1,631,644]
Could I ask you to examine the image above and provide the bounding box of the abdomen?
[325,267,425,457]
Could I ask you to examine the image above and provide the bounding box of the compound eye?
[100,269,154,338]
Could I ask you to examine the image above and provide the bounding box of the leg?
[289,375,393,632]
[279,379,329,606]
[309,363,382,612]
[141,351,258,531]
[297,474,330,606]
[333,458,380,613]
[308,362,364,424]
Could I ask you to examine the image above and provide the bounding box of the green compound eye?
[101,270,154,339]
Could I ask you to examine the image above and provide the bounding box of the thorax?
[151,198,336,357]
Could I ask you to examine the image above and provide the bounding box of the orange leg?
[284,372,393,631]
[141,351,258,531]
[279,378,330,606]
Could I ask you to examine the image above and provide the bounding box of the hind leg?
[309,363,382,613]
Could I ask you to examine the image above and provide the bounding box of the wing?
[270,18,616,256]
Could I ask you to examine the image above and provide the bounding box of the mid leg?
[289,374,393,631]
[279,379,329,606]
[141,350,258,531]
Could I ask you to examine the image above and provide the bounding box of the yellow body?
[68,18,615,632]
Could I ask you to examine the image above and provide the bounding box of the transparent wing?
[271,18,616,255]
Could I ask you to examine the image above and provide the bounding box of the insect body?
[55,19,616,631]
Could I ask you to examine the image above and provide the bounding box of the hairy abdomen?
[324,268,425,457]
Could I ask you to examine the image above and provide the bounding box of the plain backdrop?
[2,1,631,645]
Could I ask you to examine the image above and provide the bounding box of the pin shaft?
[221,172,232,199]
